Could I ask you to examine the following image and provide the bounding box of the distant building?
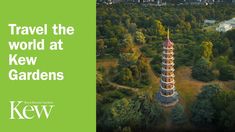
[204,19,216,25]
[224,18,235,28]
[216,18,235,32]
[216,23,232,32]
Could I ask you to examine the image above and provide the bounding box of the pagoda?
[157,29,179,107]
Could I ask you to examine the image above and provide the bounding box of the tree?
[151,55,162,75]
[191,99,215,126]
[96,71,107,93]
[137,56,150,86]
[135,31,146,45]
[97,71,103,86]
[118,34,139,65]
[197,84,221,100]
[200,41,213,60]
[171,104,188,125]
[215,56,228,70]
[138,95,165,129]
[97,39,105,56]
[212,91,235,115]
[219,64,235,81]
[118,68,134,85]
[155,20,166,37]
[192,57,214,82]
[191,84,221,126]
[106,96,164,131]
[120,33,134,53]
[109,98,142,128]
[219,101,235,130]
[128,23,137,34]
[211,91,235,130]
[225,29,235,43]
[214,38,230,55]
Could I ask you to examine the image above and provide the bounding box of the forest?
[97,3,235,132]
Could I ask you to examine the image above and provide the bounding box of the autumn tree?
[135,31,146,45]
[200,41,213,60]
[155,20,166,37]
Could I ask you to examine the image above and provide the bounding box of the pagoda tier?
[156,29,179,107]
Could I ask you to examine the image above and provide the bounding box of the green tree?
[106,96,164,130]
[211,90,235,130]
[137,94,165,129]
[97,39,105,56]
[105,98,141,129]
[214,38,230,55]
[215,56,228,70]
[118,68,134,85]
[191,84,221,126]
[191,99,215,126]
[212,91,235,115]
[192,57,214,82]
[128,23,137,34]
[197,84,221,100]
[171,104,188,125]
[219,101,235,130]
[219,64,235,81]
[151,55,162,75]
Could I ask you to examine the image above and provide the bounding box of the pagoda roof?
[163,28,173,47]
[163,39,173,47]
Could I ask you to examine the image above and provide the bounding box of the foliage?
[117,68,134,85]
[97,39,105,56]
[150,55,162,75]
[97,4,235,62]
[97,95,164,131]
[171,104,188,125]
[191,84,235,130]
[219,64,235,81]
[97,4,235,131]
[191,84,221,126]
[191,99,215,126]
[134,31,146,45]
[212,90,235,130]
[155,20,166,37]
[215,56,228,70]
[115,33,150,87]
[192,57,214,82]
[218,101,235,130]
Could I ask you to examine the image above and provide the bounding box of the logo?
[10,101,55,120]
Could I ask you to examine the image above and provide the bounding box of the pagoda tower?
[157,29,179,107]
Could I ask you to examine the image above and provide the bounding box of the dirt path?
[107,81,139,92]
